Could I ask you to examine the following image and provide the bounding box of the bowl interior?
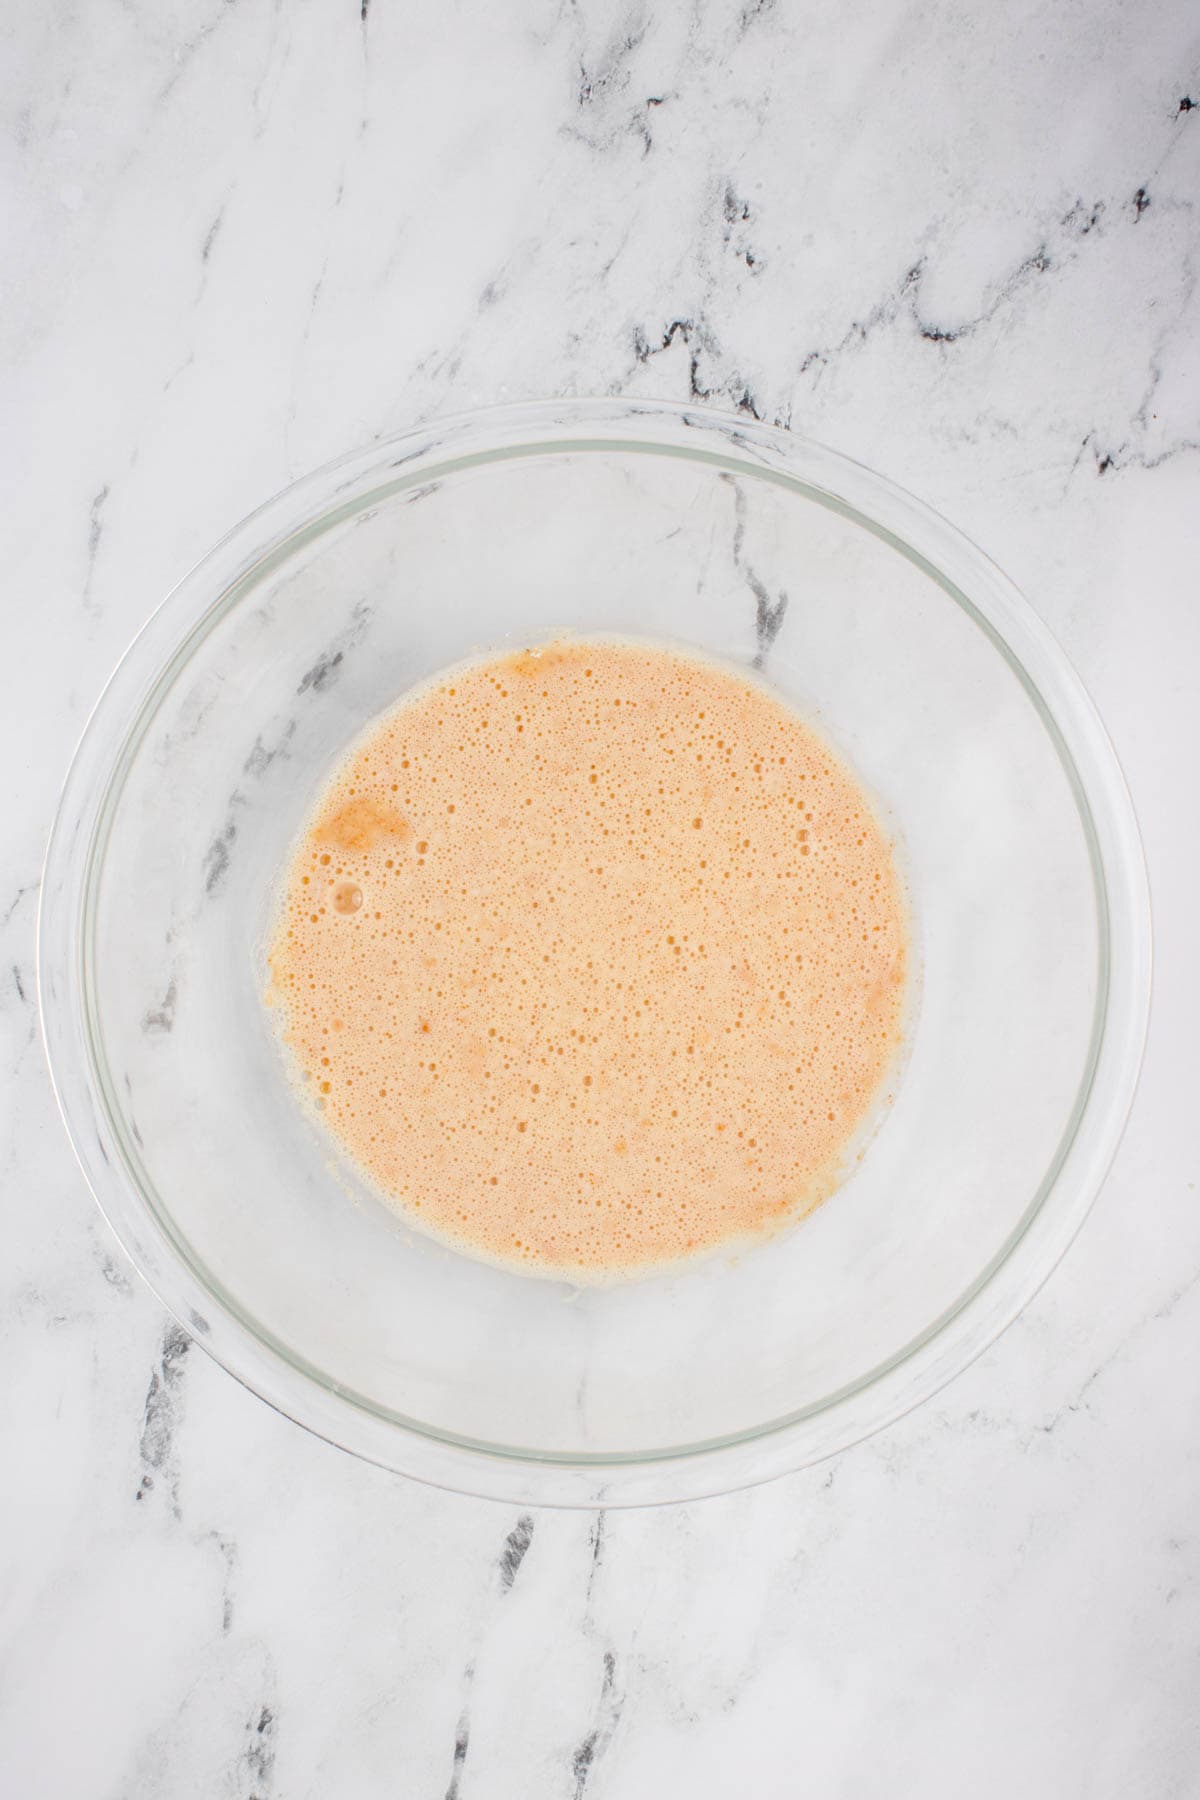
[84,437,1099,1461]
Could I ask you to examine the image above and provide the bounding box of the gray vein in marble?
[497,1514,536,1591]
[95,1244,133,1294]
[296,598,371,699]
[243,720,296,778]
[562,64,659,160]
[443,1679,473,1800]
[200,206,224,265]
[287,192,346,459]
[238,1702,277,1800]
[163,349,196,395]
[791,149,1192,403]
[1,874,38,1069]
[1065,208,1197,483]
[203,813,240,896]
[585,1512,607,1605]
[0,881,36,929]
[442,1514,539,1798]
[201,604,364,897]
[122,1070,146,1150]
[794,245,1051,373]
[203,1529,238,1636]
[722,183,763,274]
[297,650,343,697]
[192,195,235,308]
[157,5,232,108]
[82,484,110,614]
[141,977,177,1036]
[249,13,294,142]
[571,19,650,158]
[1072,427,1200,481]
[738,0,778,26]
[724,475,789,667]
[1134,83,1197,189]
[570,1650,621,1800]
[633,316,767,422]
[136,1320,191,1515]
[1038,1265,1200,1440]
[402,480,443,507]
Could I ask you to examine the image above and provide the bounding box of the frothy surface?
[268,641,907,1279]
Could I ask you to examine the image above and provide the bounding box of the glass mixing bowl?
[38,399,1150,1505]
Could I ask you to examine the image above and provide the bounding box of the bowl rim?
[37,396,1152,1506]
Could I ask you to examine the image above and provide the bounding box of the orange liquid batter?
[267,640,908,1280]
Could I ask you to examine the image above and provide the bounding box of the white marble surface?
[3,1,1199,1792]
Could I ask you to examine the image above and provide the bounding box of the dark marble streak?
[585,1512,606,1605]
[243,720,296,778]
[723,476,789,668]
[141,978,178,1035]
[798,137,1193,388]
[201,206,224,263]
[123,1071,145,1151]
[1038,1265,1200,1440]
[565,16,678,158]
[722,183,763,273]
[1071,428,1200,480]
[795,239,1051,374]
[297,650,344,696]
[738,0,778,25]
[157,7,234,107]
[203,1529,239,1635]
[82,484,110,612]
[296,599,372,698]
[87,485,109,561]
[239,1703,277,1800]
[442,1516,538,1796]
[443,1680,473,1800]
[2,879,44,1067]
[203,605,369,897]
[553,1514,622,1795]
[1,881,36,928]
[633,315,767,421]
[204,815,240,895]
[497,1514,536,1592]
[96,1246,133,1293]
[136,1321,191,1515]
[402,479,443,506]
[577,25,647,112]
[570,1650,621,1800]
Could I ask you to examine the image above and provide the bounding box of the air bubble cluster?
[267,640,908,1280]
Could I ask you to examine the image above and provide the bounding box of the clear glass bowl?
[38,399,1150,1506]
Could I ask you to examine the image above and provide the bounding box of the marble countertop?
[4,3,1199,1794]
